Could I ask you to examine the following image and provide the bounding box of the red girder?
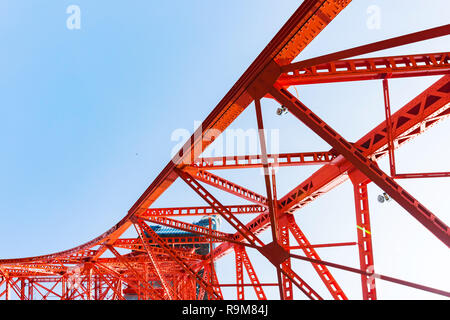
[254,99,287,300]
[234,245,267,300]
[278,52,450,86]
[122,0,349,224]
[278,221,293,300]
[286,215,347,300]
[115,237,220,247]
[134,223,177,300]
[279,264,323,300]
[349,173,377,300]
[273,171,294,301]
[395,172,450,179]
[234,246,245,300]
[191,169,268,206]
[176,168,265,248]
[142,204,266,217]
[270,85,450,247]
[112,238,204,260]
[200,77,448,265]
[282,25,450,74]
[133,218,220,300]
[106,245,163,300]
[202,76,450,299]
[288,252,450,298]
[140,215,238,247]
[93,268,125,300]
[179,167,325,300]
[208,264,223,300]
[3,0,352,299]
[2,1,449,301]
[383,78,397,176]
[287,242,356,250]
[278,75,450,213]
[191,151,335,170]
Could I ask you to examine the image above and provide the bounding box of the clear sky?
[0,0,449,300]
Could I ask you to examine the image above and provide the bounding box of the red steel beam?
[142,205,266,217]
[133,218,220,300]
[278,52,450,86]
[279,264,323,300]
[112,238,205,260]
[215,283,279,287]
[88,0,351,259]
[134,223,176,300]
[126,0,350,215]
[105,245,163,300]
[278,75,450,214]
[272,171,293,300]
[0,3,352,280]
[204,76,450,287]
[383,78,397,176]
[287,242,356,250]
[4,2,450,301]
[176,168,266,248]
[286,215,347,300]
[235,245,267,300]
[209,264,223,300]
[281,25,450,73]
[289,253,450,298]
[191,151,336,170]
[394,172,450,179]
[279,221,293,300]
[179,169,323,300]
[269,85,450,247]
[254,99,285,299]
[114,237,221,247]
[190,169,268,206]
[234,246,245,300]
[140,215,232,241]
[349,172,377,300]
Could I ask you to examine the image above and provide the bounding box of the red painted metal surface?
[191,151,336,170]
[1,1,449,300]
[278,53,450,86]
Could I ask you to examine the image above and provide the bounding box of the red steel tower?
[0,0,449,300]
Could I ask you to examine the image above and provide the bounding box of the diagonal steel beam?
[106,245,163,300]
[269,85,450,247]
[176,168,266,248]
[202,77,449,277]
[278,75,450,213]
[190,169,268,206]
[286,215,347,300]
[179,168,323,300]
[289,253,450,298]
[235,245,267,300]
[133,218,221,300]
[140,215,254,249]
[93,265,126,300]
[134,223,176,300]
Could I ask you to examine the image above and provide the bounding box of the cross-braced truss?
[1,0,449,300]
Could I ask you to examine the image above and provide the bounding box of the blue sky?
[0,1,449,299]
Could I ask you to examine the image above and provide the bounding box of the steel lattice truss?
[1,0,449,300]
